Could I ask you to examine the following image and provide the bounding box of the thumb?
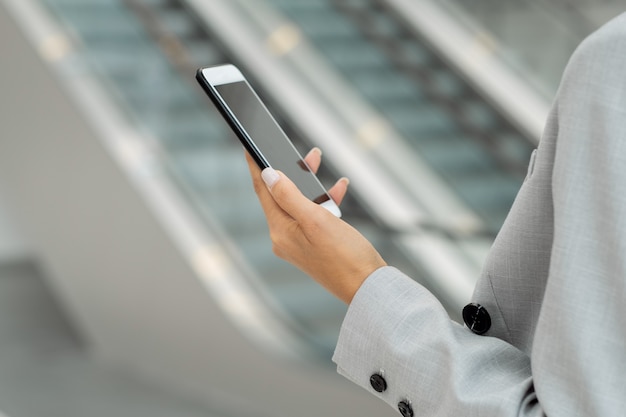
[262,167,316,221]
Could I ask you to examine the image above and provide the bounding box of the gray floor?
[0,259,221,417]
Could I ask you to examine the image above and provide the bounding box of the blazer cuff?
[332,266,445,403]
[332,266,534,416]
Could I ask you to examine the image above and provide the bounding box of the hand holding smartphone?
[196,64,341,217]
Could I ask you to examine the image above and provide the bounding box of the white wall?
[0,189,29,262]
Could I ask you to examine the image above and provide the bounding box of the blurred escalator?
[32,0,536,359]
[266,0,535,234]
[38,0,412,358]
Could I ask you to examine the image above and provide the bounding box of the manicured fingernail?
[261,167,280,188]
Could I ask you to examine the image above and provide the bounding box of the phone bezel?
[195,65,341,217]
[196,65,270,170]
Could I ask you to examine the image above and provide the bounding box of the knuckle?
[271,243,284,259]
[269,228,292,259]
[268,230,279,246]
[270,239,287,260]
[269,230,285,249]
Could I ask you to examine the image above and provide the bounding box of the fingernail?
[340,177,350,186]
[261,167,280,188]
[312,147,322,156]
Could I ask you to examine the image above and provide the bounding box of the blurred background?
[0,0,622,416]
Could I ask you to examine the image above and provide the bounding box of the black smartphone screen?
[215,81,330,204]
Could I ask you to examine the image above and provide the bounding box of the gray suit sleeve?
[333,267,539,417]
[333,13,626,417]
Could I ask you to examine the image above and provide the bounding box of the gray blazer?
[333,12,626,417]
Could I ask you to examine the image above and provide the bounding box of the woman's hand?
[246,149,387,304]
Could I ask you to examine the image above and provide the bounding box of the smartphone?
[196,64,341,217]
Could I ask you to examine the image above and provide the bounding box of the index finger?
[244,151,292,222]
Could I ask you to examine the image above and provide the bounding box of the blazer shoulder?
[567,13,626,74]
[557,13,626,115]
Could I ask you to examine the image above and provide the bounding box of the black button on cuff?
[462,303,491,335]
[369,373,387,393]
[398,400,414,417]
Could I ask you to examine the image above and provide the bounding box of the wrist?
[341,262,388,304]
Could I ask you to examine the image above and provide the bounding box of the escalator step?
[184,40,224,68]
[459,99,499,130]
[427,69,467,97]
[50,6,146,41]
[416,136,497,174]
[349,69,425,103]
[287,11,362,40]
[396,38,435,67]
[379,102,458,137]
[155,9,198,39]
[315,38,390,70]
